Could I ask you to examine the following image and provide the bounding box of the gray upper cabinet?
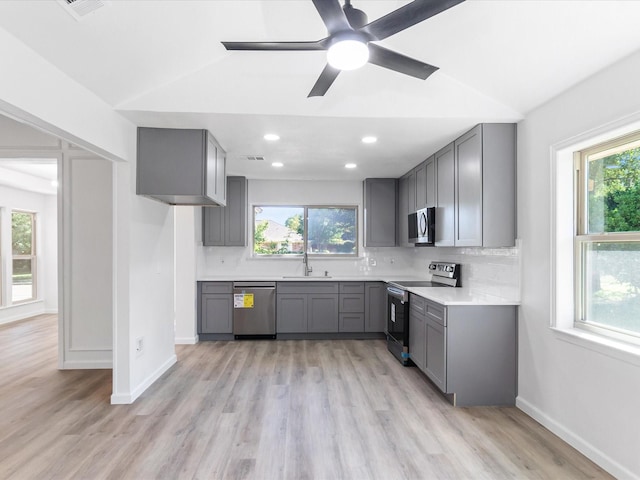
[454,124,516,247]
[203,176,247,246]
[425,155,436,208]
[363,178,397,247]
[415,161,427,210]
[397,174,412,247]
[432,123,516,248]
[415,155,436,210]
[435,142,455,247]
[137,127,226,206]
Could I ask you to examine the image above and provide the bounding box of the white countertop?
[405,286,520,306]
[198,276,520,306]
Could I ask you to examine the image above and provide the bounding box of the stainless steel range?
[386,262,461,365]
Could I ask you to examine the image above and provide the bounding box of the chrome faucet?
[303,252,313,276]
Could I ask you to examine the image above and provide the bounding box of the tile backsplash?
[198,240,521,301]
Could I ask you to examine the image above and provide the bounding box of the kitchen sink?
[281,276,332,279]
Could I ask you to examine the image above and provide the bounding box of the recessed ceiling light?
[264,134,280,141]
[345,163,357,169]
[51,180,59,187]
[272,162,284,167]
[362,136,377,144]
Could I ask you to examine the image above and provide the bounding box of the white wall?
[517,50,640,478]
[0,25,176,404]
[175,206,197,344]
[59,155,113,368]
[0,184,57,324]
[196,179,519,297]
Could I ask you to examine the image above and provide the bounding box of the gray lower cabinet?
[364,282,386,332]
[410,294,517,406]
[308,294,340,332]
[198,282,233,334]
[363,178,397,247]
[339,282,365,332]
[276,294,307,333]
[409,294,426,371]
[203,176,247,246]
[276,282,339,333]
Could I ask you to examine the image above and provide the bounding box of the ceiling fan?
[222,0,465,97]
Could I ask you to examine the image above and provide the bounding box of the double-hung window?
[253,205,357,256]
[575,131,640,341]
[11,210,37,303]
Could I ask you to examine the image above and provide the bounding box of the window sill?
[551,326,640,367]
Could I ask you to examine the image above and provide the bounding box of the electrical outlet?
[135,337,144,356]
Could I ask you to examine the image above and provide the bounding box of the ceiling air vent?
[57,0,111,21]
[245,156,265,161]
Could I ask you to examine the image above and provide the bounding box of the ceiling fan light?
[327,40,369,71]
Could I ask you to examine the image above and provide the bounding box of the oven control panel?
[428,262,461,283]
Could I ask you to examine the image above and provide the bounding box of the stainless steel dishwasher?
[232,282,276,339]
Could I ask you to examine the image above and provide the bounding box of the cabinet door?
[200,294,232,334]
[307,294,339,332]
[435,142,455,246]
[397,175,411,247]
[339,293,364,313]
[224,176,247,246]
[455,125,483,246]
[202,206,224,246]
[415,162,427,210]
[425,317,447,392]
[407,169,417,213]
[205,133,227,206]
[409,307,426,372]
[276,294,307,333]
[363,178,397,247]
[425,155,436,208]
[339,313,365,332]
[364,282,386,332]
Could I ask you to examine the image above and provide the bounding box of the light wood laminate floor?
[0,314,611,480]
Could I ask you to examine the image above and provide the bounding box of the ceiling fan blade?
[367,44,438,80]
[222,40,327,51]
[308,64,341,97]
[312,0,352,35]
[362,0,465,41]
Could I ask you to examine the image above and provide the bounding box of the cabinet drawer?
[339,313,365,332]
[201,282,233,294]
[410,294,426,314]
[339,282,365,294]
[277,282,339,295]
[339,293,365,313]
[426,300,446,326]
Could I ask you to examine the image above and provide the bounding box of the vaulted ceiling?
[1,0,639,180]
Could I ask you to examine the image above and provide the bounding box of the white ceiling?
[1,0,639,180]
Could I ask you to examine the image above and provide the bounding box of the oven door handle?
[387,286,408,303]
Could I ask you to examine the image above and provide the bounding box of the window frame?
[11,210,37,304]
[252,204,359,258]
[574,130,640,343]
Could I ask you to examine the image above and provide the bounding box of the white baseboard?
[175,335,198,345]
[61,360,112,369]
[0,302,45,325]
[516,396,638,480]
[110,354,177,405]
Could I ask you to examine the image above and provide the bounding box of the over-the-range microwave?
[408,207,435,245]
